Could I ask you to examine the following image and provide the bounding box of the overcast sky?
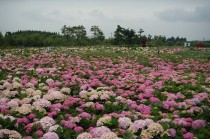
[0,0,210,40]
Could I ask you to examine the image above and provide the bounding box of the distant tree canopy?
[0,25,192,47]
[113,25,188,47]
[166,36,187,46]
[114,25,137,46]
[61,25,88,46]
[90,25,105,44]
[2,30,64,47]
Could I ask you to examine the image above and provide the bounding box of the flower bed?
[0,47,210,139]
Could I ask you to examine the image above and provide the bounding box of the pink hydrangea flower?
[137,104,151,115]
[24,136,33,139]
[36,130,43,137]
[74,126,84,132]
[149,97,160,103]
[50,103,63,111]
[28,114,36,119]
[95,102,105,110]
[168,128,176,137]
[62,120,76,129]
[183,132,193,139]
[78,112,92,119]
[192,120,206,129]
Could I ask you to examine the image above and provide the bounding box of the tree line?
[0,25,189,47]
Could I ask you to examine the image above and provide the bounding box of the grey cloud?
[22,9,76,23]
[89,10,104,17]
[156,5,210,22]
[1,0,210,40]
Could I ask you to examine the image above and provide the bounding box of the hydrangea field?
[0,47,210,139]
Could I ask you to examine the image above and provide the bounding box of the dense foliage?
[1,25,209,47]
[2,31,64,47]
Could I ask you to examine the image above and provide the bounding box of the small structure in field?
[141,36,147,47]
[184,42,191,47]
[46,46,52,53]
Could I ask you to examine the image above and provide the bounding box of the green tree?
[114,25,126,45]
[3,30,64,47]
[138,29,145,46]
[90,25,105,44]
[61,25,74,45]
[138,29,144,37]
[0,32,3,46]
[72,25,87,46]
[151,35,166,46]
[4,32,14,46]
[124,28,136,46]
[114,25,138,46]
[147,34,152,42]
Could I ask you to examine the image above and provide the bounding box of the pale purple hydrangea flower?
[118,117,132,129]
[42,132,59,139]
[90,126,111,138]
[128,119,154,132]
[167,128,176,137]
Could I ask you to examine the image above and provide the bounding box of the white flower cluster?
[118,117,132,129]
[40,116,56,131]
[12,82,22,89]
[69,116,81,123]
[7,100,19,108]
[97,116,112,127]
[100,132,122,139]
[25,88,35,95]
[33,99,51,109]
[128,119,154,133]
[48,124,61,132]
[140,123,164,139]
[79,87,113,101]
[20,98,31,105]
[60,87,71,93]
[0,129,22,139]
[0,114,16,121]
[77,132,93,139]
[84,102,95,108]
[2,90,18,98]
[15,104,32,114]
[2,77,22,91]
[43,90,67,101]
[3,81,13,90]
